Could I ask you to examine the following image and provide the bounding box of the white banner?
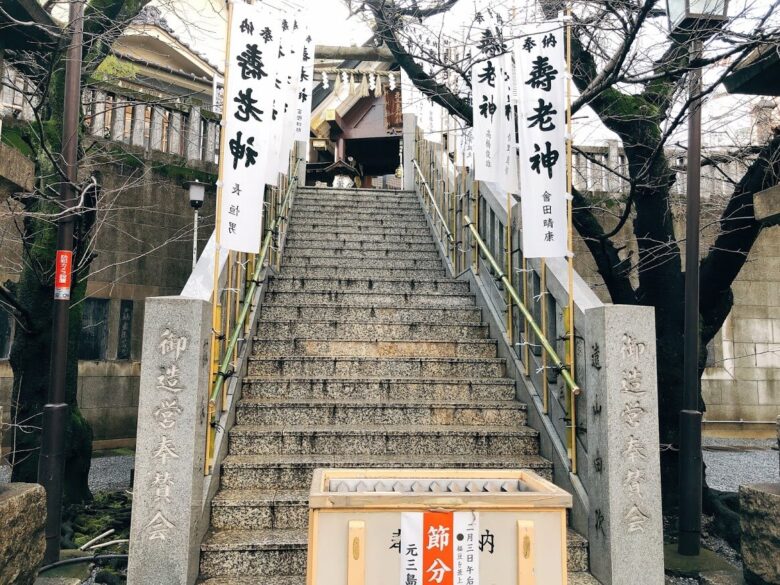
[516,23,568,258]
[497,52,519,195]
[456,123,474,168]
[400,512,423,585]
[218,1,279,253]
[264,13,289,180]
[278,15,304,173]
[453,511,480,585]
[472,52,501,183]
[294,26,314,142]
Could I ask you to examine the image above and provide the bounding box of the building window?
[79,298,110,361]
[0,310,14,359]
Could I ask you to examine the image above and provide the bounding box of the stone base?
[740,483,780,585]
[0,483,46,585]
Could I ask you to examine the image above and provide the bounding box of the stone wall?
[0,483,46,585]
[0,142,216,448]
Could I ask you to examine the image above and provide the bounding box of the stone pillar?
[584,305,664,585]
[131,103,146,147]
[403,113,416,191]
[111,98,126,142]
[169,112,183,156]
[204,119,218,164]
[91,90,107,137]
[128,297,210,585]
[186,106,202,161]
[149,106,165,152]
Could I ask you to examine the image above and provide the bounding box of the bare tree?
[349,0,780,518]
[0,0,187,504]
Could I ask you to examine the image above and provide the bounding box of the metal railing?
[203,144,301,474]
[413,130,584,475]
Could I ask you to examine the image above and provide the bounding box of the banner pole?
[565,3,578,475]
[207,0,235,474]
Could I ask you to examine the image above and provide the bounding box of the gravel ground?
[0,452,134,492]
[703,437,778,492]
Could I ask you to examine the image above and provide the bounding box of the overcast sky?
[162,0,374,64]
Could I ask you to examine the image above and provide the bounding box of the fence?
[409,114,665,585]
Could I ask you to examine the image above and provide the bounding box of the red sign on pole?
[54,250,73,301]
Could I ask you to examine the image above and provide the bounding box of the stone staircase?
[197,187,596,584]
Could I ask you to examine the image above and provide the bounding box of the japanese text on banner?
[515,23,568,258]
[401,511,479,585]
[219,1,278,253]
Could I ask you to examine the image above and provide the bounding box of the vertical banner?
[264,13,289,180]
[400,512,423,585]
[294,26,314,142]
[516,23,567,258]
[453,512,480,585]
[219,1,279,253]
[279,15,305,171]
[472,50,501,183]
[423,511,454,585]
[497,52,519,195]
[401,511,480,585]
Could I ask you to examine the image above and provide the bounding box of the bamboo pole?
[207,0,235,474]
[565,2,578,475]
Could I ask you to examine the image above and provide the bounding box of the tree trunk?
[9,210,93,505]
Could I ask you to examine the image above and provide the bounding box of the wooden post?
[347,520,365,585]
[517,520,536,585]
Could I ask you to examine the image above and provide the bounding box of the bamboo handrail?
[204,172,299,474]
[412,159,454,243]
[464,215,581,397]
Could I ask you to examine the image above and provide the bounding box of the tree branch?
[700,132,780,344]
[572,187,637,303]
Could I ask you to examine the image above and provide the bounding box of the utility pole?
[678,37,704,557]
[38,0,84,564]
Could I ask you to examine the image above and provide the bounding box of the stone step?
[241,377,517,401]
[199,528,306,579]
[284,239,437,252]
[293,201,422,213]
[234,399,525,426]
[295,190,419,203]
[251,338,497,358]
[285,232,433,243]
[281,266,446,279]
[288,216,430,229]
[254,321,488,341]
[286,225,432,237]
[268,276,469,294]
[283,247,441,260]
[228,424,539,457]
[260,304,481,324]
[218,453,553,491]
[246,356,507,378]
[282,257,443,270]
[292,208,425,221]
[264,291,474,308]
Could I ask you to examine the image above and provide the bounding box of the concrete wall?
[0,142,216,448]
[701,224,780,424]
